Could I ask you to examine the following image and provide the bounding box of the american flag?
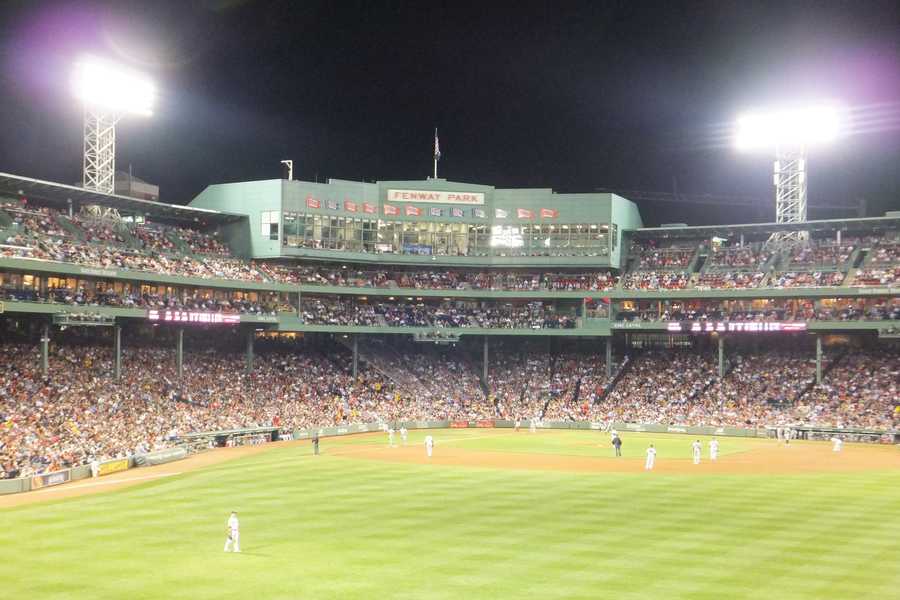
[433,128,441,161]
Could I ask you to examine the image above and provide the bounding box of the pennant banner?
[362,202,376,214]
[540,208,558,219]
[344,200,358,212]
[306,196,321,209]
[451,207,464,218]
[495,208,508,218]
[517,208,534,219]
[326,200,339,210]
[405,205,422,216]
[383,204,399,216]
[473,208,486,218]
[430,207,443,217]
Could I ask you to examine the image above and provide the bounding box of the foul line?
[31,472,182,494]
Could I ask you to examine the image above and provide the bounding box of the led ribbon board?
[147,310,241,324]
[666,321,808,333]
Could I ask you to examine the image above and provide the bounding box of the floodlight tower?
[735,104,840,246]
[71,57,155,208]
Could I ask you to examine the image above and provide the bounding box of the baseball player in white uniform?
[529,418,537,434]
[691,440,702,465]
[400,427,408,445]
[425,434,434,457]
[224,511,240,553]
[709,438,719,461]
[388,427,395,447]
[645,444,656,470]
[831,436,843,452]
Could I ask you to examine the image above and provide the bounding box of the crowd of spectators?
[632,243,695,269]
[852,267,900,287]
[789,241,855,266]
[772,270,846,288]
[1,337,897,479]
[301,299,577,329]
[695,271,765,289]
[707,244,772,268]
[621,271,689,290]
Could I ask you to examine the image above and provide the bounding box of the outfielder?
[224,511,240,553]
[388,427,395,447]
[831,436,843,452]
[424,434,434,457]
[709,438,719,461]
[691,439,702,465]
[645,444,656,470]
[400,427,408,445]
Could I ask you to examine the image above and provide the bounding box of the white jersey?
[831,437,843,451]
[692,441,702,454]
[425,435,434,448]
[400,427,407,438]
[228,515,239,533]
[646,447,656,458]
[709,440,719,455]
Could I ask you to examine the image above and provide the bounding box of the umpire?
[612,434,622,457]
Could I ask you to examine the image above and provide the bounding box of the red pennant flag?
[405,205,422,216]
[306,196,321,209]
[517,208,534,219]
[540,208,558,219]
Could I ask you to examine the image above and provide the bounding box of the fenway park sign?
[387,189,485,205]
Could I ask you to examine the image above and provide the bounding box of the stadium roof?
[0,173,245,224]
[634,215,900,239]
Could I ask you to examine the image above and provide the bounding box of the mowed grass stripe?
[1,433,897,600]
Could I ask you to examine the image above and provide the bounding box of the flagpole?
[434,156,437,179]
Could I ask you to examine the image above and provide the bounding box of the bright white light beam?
[72,56,155,116]
[735,103,841,151]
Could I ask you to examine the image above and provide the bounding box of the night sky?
[1,0,899,226]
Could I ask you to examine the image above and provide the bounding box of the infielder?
[529,418,537,434]
[645,444,656,470]
[388,427,395,447]
[514,418,521,432]
[400,427,408,445]
[691,439,702,465]
[831,436,843,452]
[709,437,719,461]
[424,434,434,457]
[224,511,240,553]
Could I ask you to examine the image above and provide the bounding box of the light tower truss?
[82,109,122,219]
[768,147,808,246]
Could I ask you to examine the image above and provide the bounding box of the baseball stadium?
[1,4,899,600]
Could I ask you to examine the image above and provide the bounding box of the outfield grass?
[1,430,898,600]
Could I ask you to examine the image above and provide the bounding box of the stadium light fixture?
[72,56,156,117]
[72,56,155,201]
[735,104,841,151]
[734,102,842,245]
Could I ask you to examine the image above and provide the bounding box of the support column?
[40,322,50,378]
[605,337,613,379]
[717,335,725,379]
[297,290,302,319]
[114,325,122,381]
[352,334,359,379]
[176,328,184,380]
[816,336,823,385]
[482,336,489,385]
[245,330,254,374]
